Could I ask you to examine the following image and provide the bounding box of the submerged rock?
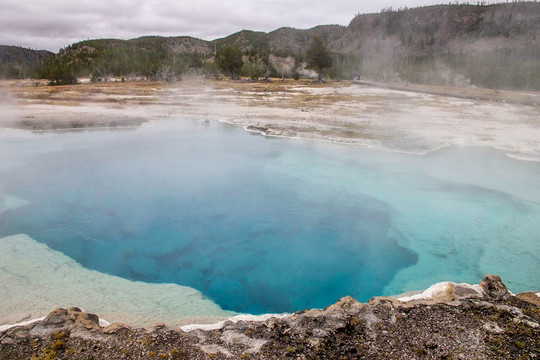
[1,275,539,359]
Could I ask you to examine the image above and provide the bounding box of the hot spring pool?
[1,119,539,319]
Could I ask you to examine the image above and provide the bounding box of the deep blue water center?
[1,120,539,314]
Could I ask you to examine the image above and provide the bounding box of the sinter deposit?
[1,275,539,359]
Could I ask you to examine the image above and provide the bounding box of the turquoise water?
[0,120,539,314]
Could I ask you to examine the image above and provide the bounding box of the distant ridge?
[0,45,53,79]
[1,2,539,89]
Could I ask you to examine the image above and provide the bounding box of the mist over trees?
[1,2,539,90]
[344,2,540,90]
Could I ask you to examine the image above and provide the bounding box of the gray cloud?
[0,0,478,52]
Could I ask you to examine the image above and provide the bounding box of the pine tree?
[306,36,333,82]
[215,46,244,79]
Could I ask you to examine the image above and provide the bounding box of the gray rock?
[480,274,510,300]
[1,275,538,360]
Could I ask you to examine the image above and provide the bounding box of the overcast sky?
[2,0,481,52]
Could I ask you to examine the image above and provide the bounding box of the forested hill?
[1,2,539,90]
[0,45,53,79]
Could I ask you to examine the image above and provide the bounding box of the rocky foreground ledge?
[1,275,539,360]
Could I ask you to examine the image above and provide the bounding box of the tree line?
[2,26,539,90]
[0,36,335,85]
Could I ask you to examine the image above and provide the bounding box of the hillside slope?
[0,45,53,79]
[340,2,540,88]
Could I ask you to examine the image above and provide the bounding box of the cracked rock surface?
[1,275,539,359]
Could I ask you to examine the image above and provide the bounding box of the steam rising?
[0,91,20,127]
